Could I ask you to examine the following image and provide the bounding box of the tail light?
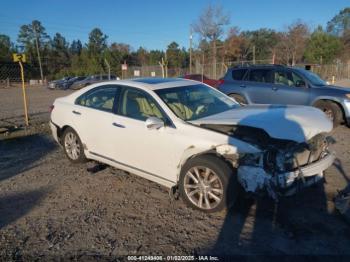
[49,105,54,113]
[218,79,224,85]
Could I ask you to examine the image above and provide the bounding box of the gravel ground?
[1,84,350,260]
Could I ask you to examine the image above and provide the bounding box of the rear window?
[232,69,248,80]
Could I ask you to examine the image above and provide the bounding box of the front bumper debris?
[238,151,335,198]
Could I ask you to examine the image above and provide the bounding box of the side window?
[232,69,248,80]
[76,86,117,112]
[291,72,306,87]
[275,71,306,87]
[120,88,166,121]
[248,69,273,83]
[274,70,292,86]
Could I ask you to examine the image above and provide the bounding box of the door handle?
[272,87,278,91]
[112,122,125,128]
[72,110,81,115]
[240,84,246,88]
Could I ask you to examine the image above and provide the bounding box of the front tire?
[179,155,238,213]
[314,101,343,127]
[62,127,87,163]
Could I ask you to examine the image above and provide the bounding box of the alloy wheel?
[64,132,81,160]
[184,166,224,210]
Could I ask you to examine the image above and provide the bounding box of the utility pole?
[104,58,111,80]
[189,27,193,74]
[165,51,168,78]
[201,36,205,82]
[33,22,44,82]
[213,40,217,79]
[252,45,256,64]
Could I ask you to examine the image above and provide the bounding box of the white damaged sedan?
[50,78,335,212]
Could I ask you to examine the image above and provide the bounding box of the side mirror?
[145,117,164,130]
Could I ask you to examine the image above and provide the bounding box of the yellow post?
[19,61,29,126]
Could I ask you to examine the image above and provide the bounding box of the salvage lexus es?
[50,78,335,212]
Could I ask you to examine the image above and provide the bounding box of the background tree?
[224,27,251,62]
[104,42,131,76]
[327,7,350,36]
[0,34,12,61]
[136,47,149,66]
[86,28,108,74]
[70,40,82,55]
[327,8,350,62]
[4,7,349,80]
[48,33,70,75]
[304,26,341,64]
[193,4,230,78]
[341,29,350,61]
[148,50,164,65]
[17,20,50,79]
[275,21,309,65]
[87,28,108,57]
[241,28,279,62]
[166,42,181,67]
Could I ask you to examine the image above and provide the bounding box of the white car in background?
[50,78,335,212]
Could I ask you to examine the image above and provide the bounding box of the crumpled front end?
[237,134,335,198]
[198,123,335,198]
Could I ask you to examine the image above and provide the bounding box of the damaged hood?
[190,105,332,143]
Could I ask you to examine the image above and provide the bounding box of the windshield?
[298,69,327,86]
[155,84,239,121]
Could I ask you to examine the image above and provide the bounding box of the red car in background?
[182,74,221,88]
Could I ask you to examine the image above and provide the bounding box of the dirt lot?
[1,85,350,260]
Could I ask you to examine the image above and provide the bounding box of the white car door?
[102,87,184,184]
[72,85,120,155]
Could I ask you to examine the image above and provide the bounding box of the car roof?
[89,78,199,91]
[63,78,201,103]
[230,64,296,70]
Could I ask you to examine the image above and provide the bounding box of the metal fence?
[307,63,350,82]
[123,60,350,81]
[0,62,45,88]
[1,60,350,88]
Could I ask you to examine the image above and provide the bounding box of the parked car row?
[48,75,117,90]
[50,76,336,213]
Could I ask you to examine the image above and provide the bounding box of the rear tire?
[62,127,87,163]
[314,101,342,127]
[179,155,238,213]
[229,93,247,105]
